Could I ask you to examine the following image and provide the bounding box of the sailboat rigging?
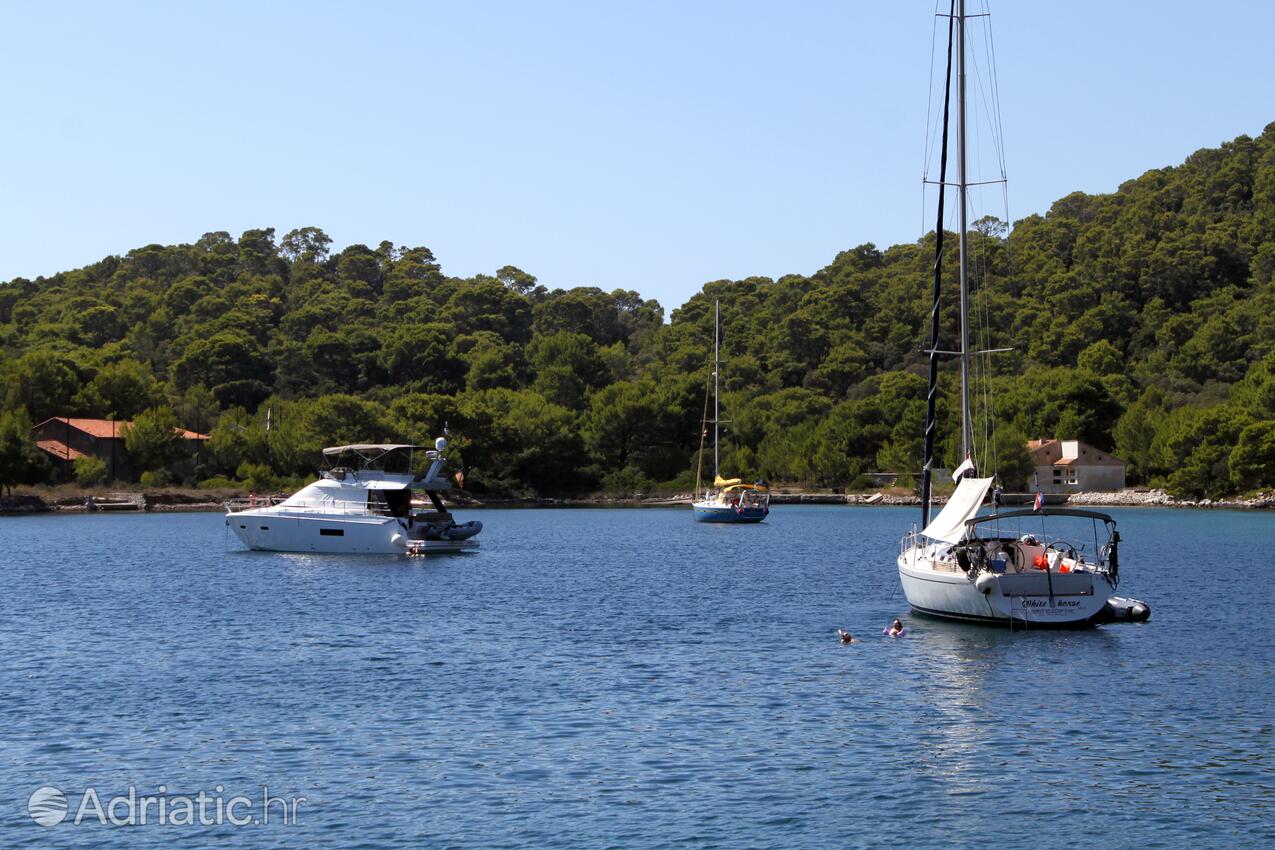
[895,0,1143,626]
[692,300,770,523]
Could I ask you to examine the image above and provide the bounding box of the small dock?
[86,493,146,512]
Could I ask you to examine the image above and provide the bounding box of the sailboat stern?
[979,570,1114,624]
[898,545,1115,626]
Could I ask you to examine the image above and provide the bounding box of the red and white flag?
[1033,491,1044,511]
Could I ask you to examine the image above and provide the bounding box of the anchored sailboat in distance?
[692,300,770,523]
[895,1,1142,626]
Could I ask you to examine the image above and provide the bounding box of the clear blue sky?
[2,1,1272,312]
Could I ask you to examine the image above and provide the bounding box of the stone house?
[1027,438,1126,494]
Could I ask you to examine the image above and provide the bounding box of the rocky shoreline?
[3,487,1272,516]
[0,490,235,515]
[1065,488,1275,510]
[468,487,1275,511]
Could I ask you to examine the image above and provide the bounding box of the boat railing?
[899,526,921,557]
[225,495,397,517]
[971,533,1115,573]
[223,495,287,512]
[286,497,394,517]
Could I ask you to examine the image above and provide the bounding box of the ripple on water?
[0,507,1272,848]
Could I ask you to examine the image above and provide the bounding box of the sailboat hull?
[897,547,1114,626]
[692,503,768,523]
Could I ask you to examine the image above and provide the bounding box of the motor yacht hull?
[898,547,1113,626]
[226,510,478,555]
[228,511,403,553]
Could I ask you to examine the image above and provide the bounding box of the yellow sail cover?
[713,475,768,492]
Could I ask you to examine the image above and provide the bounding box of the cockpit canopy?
[322,444,420,475]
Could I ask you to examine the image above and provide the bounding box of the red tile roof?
[1026,437,1124,467]
[34,417,207,440]
[36,439,87,461]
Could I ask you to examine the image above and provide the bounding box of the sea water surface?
[1,506,1272,848]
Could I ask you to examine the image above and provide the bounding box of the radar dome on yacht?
[435,437,448,452]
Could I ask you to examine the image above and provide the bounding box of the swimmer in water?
[837,629,856,644]
[885,619,904,637]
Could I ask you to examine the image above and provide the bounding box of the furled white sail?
[921,476,993,543]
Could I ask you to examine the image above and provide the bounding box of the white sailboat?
[895,1,1130,626]
[692,300,770,523]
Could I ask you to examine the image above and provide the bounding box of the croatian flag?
[1033,491,1044,511]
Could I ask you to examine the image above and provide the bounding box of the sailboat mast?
[920,1,956,526]
[713,299,720,478]
[956,0,973,461]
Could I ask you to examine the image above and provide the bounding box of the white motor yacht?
[225,438,481,555]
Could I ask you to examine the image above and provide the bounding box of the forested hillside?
[2,124,1274,497]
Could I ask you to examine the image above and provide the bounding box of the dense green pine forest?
[2,124,1274,498]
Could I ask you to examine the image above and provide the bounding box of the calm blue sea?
[1,506,1272,848]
